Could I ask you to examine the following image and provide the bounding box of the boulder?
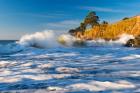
[125,35,140,47]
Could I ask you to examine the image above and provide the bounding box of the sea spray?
[18,30,81,48]
[18,30,60,48]
[18,31,135,48]
[58,34,78,46]
[114,34,134,44]
[85,34,135,47]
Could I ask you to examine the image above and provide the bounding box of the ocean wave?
[0,30,134,54]
[18,30,134,48]
[0,43,24,54]
[18,30,60,48]
[18,30,84,48]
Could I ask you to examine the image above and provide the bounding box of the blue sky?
[0,0,140,40]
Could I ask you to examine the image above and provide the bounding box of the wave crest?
[17,30,135,48]
[18,30,60,48]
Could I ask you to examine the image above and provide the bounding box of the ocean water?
[0,31,140,93]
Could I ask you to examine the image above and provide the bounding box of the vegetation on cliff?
[69,11,99,35]
[69,11,140,41]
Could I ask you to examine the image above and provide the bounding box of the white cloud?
[80,6,126,13]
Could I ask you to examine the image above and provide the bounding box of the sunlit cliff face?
[74,16,140,40]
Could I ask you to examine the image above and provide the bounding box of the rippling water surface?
[0,40,140,93]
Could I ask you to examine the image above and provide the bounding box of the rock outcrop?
[74,15,140,40]
[125,35,140,47]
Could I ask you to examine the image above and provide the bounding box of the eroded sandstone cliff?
[74,16,140,40]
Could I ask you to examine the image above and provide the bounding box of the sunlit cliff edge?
[73,15,140,41]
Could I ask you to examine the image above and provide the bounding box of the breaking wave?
[0,30,135,54]
[18,30,60,48]
[18,30,134,48]
[18,30,79,48]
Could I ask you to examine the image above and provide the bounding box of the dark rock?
[125,39,135,47]
[69,29,76,35]
[125,35,140,47]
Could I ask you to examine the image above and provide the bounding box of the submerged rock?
[125,35,140,47]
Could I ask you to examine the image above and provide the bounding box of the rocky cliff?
[74,16,140,40]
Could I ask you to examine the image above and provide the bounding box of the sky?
[0,0,140,40]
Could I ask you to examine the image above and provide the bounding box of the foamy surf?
[86,34,134,47]
[18,30,135,48]
[0,30,81,54]
[18,30,86,48]
[0,39,140,92]
[0,47,140,92]
[18,30,60,48]
[0,30,134,55]
[0,30,135,55]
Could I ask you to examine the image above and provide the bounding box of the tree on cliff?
[80,22,86,31]
[122,17,129,20]
[102,21,108,25]
[69,11,99,35]
[84,11,99,27]
[75,23,86,33]
[69,22,86,35]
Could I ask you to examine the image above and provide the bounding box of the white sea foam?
[114,34,134,44]
[86,34,134,46]
[120,54,140,60]
[58,34,78,46]
[18,30,60,48]
[38,63,53,69]
[0,77,21,83]
[18,30,80,48]
[0,42,139,92]
[0,31,135,55]
[67,80,135,92]
[17,29,135,49]
[47,86,63,91]
[0,61,18,68]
